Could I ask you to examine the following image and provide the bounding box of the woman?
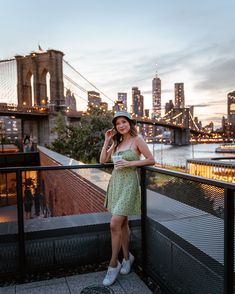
[100,111,155,286]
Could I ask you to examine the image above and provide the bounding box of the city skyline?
[1,0,235,126]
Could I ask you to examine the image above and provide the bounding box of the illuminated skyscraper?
[132,87,144,116]
[175,83,185,108]
[113,100,125,112]
[165,99,174,114]
[87,91,101,108]
[152,72,161,118]
[117,93,127,110]
[227,90,235,125]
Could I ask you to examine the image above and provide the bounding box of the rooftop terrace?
[0,147,235,293]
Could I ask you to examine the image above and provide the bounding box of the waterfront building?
[165,99,174,115]
[187,157,235,183]
[152,73,161,118]
[203,121,214,133]
[113,100,125,112]
[87,91,101,108]
[0,116,21,142]
[132,87,144,117]
[194,117,202,131]
[175,83,185,108]
[144,109,150,118]
[100,102,108,112]
[227,90,235,126]
[117,93,127,110]
[222,116,227,132]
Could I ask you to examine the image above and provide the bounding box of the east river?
[148,143,234,167]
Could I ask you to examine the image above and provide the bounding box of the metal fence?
[141,166,235,294]
[0,164,235,293]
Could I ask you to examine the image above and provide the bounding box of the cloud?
[194,58,235,92]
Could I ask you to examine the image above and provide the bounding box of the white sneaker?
[120,253,135,275]
[103,261,121,286]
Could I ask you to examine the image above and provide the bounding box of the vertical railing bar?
[140,167,147,271]
[16,169,26,279]
[224,188,234,294]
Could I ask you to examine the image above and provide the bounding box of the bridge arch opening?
[24,71,33,106]
[39,68,50,106]
[30,74,35,106]
[46,72,51,104]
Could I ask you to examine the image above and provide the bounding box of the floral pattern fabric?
[105,149,141,216]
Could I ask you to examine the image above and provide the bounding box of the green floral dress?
[105,149,141,216]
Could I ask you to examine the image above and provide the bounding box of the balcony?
[0,147,234,293]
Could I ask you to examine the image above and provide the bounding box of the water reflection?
[149,143,233,167]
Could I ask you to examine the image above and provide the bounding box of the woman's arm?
[99,143,114,164]
[99,128,114,164]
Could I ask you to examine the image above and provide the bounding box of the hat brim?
[112,115,136,125]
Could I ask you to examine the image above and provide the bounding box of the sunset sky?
[0,0,235,127]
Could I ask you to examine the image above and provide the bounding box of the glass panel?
[23,166,112,273]
[21,167,111,223]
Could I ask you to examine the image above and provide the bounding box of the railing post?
[224,188,234,294]
[140,167,147,271]
[16,169,26,278]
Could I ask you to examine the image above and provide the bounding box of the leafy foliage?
[49,108,113,163]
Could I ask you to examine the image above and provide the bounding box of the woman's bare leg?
[109,215,126,267]
[121,217,130,260]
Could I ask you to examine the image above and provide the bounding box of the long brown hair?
[112,118,138,152]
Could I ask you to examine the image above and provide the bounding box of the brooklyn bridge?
[0,49,209,146]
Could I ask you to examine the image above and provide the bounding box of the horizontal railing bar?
[144,166,235,190]
[0,163,113,172]
[1,163,235,190]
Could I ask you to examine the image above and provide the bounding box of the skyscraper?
[227,90,235,125]
[132,87,144,117]
[87,91,101,108]
[165,99,174,114]
[65,89,77,111]
[174,83,185,108]
[113,100,125,112]
[117,93,127,110]
[152,73,161,118]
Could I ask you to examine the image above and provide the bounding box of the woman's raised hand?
[105,128,114,141]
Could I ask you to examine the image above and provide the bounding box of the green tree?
[48,112,71,155]
[70,108,113,162]
[49,108,113,163]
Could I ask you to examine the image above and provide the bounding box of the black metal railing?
[0,164,235,293]
[141,166,235,294]
[0,164,114,280]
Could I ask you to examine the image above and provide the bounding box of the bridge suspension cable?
[63,74,87,93]
[189,111,199,131]
[162,109,173,119]
[0,59,17,105]
[63,59,115,103]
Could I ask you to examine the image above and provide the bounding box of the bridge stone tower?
[15,49,65,109]
[15,49,66,145]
